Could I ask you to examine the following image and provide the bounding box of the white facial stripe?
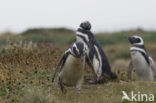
[134,40,144,45]
[76,31,89,42]
[72,43,80,55]
[130,47,146,54]
[133,36,144,45]
[76,36,89,55]
[79,27,83,30]
[73,43,76,48]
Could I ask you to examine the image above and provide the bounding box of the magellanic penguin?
[76,21,117,83]
[57,42,87,93]
[127,35,155,81]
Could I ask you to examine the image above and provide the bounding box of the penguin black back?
[76,21,117,81]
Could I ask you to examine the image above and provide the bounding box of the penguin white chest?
[59,55,85,86]
[130,51,153,81]
[131,51,148,68]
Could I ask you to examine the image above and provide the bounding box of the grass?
[0,42,156,103]
[0,29,156,103]
[1,28,156,47]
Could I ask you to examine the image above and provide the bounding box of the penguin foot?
[58,77,66,93]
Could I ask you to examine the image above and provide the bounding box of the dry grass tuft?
[0,42,156,103]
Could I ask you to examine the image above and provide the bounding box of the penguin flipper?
[149,56,155,76]
[127,60,134,80]
[52,50,70,82]
[59,50,70,71]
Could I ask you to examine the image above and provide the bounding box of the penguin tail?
[110,72,118,79]
[103,72,117,79]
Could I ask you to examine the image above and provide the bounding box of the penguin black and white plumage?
[127,35,155,81]
[57,42,87,92]
[76,21,117,83]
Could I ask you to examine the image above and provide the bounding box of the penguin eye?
[136,38,141,42]
[134,38,141,43]
[73,47,76,52]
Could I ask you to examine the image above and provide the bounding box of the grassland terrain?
[0,28,156,103]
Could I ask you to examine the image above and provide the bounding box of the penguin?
[57,42,87,92]
[75,21,117,83]
[127,35,155,81]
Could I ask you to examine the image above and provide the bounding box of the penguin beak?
[126,36,133,43]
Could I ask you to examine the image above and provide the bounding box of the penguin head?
[127,35,144,45]
[79,21,91,31]
[71,42,87,60]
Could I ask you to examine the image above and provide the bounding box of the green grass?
[0,28,156,47]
